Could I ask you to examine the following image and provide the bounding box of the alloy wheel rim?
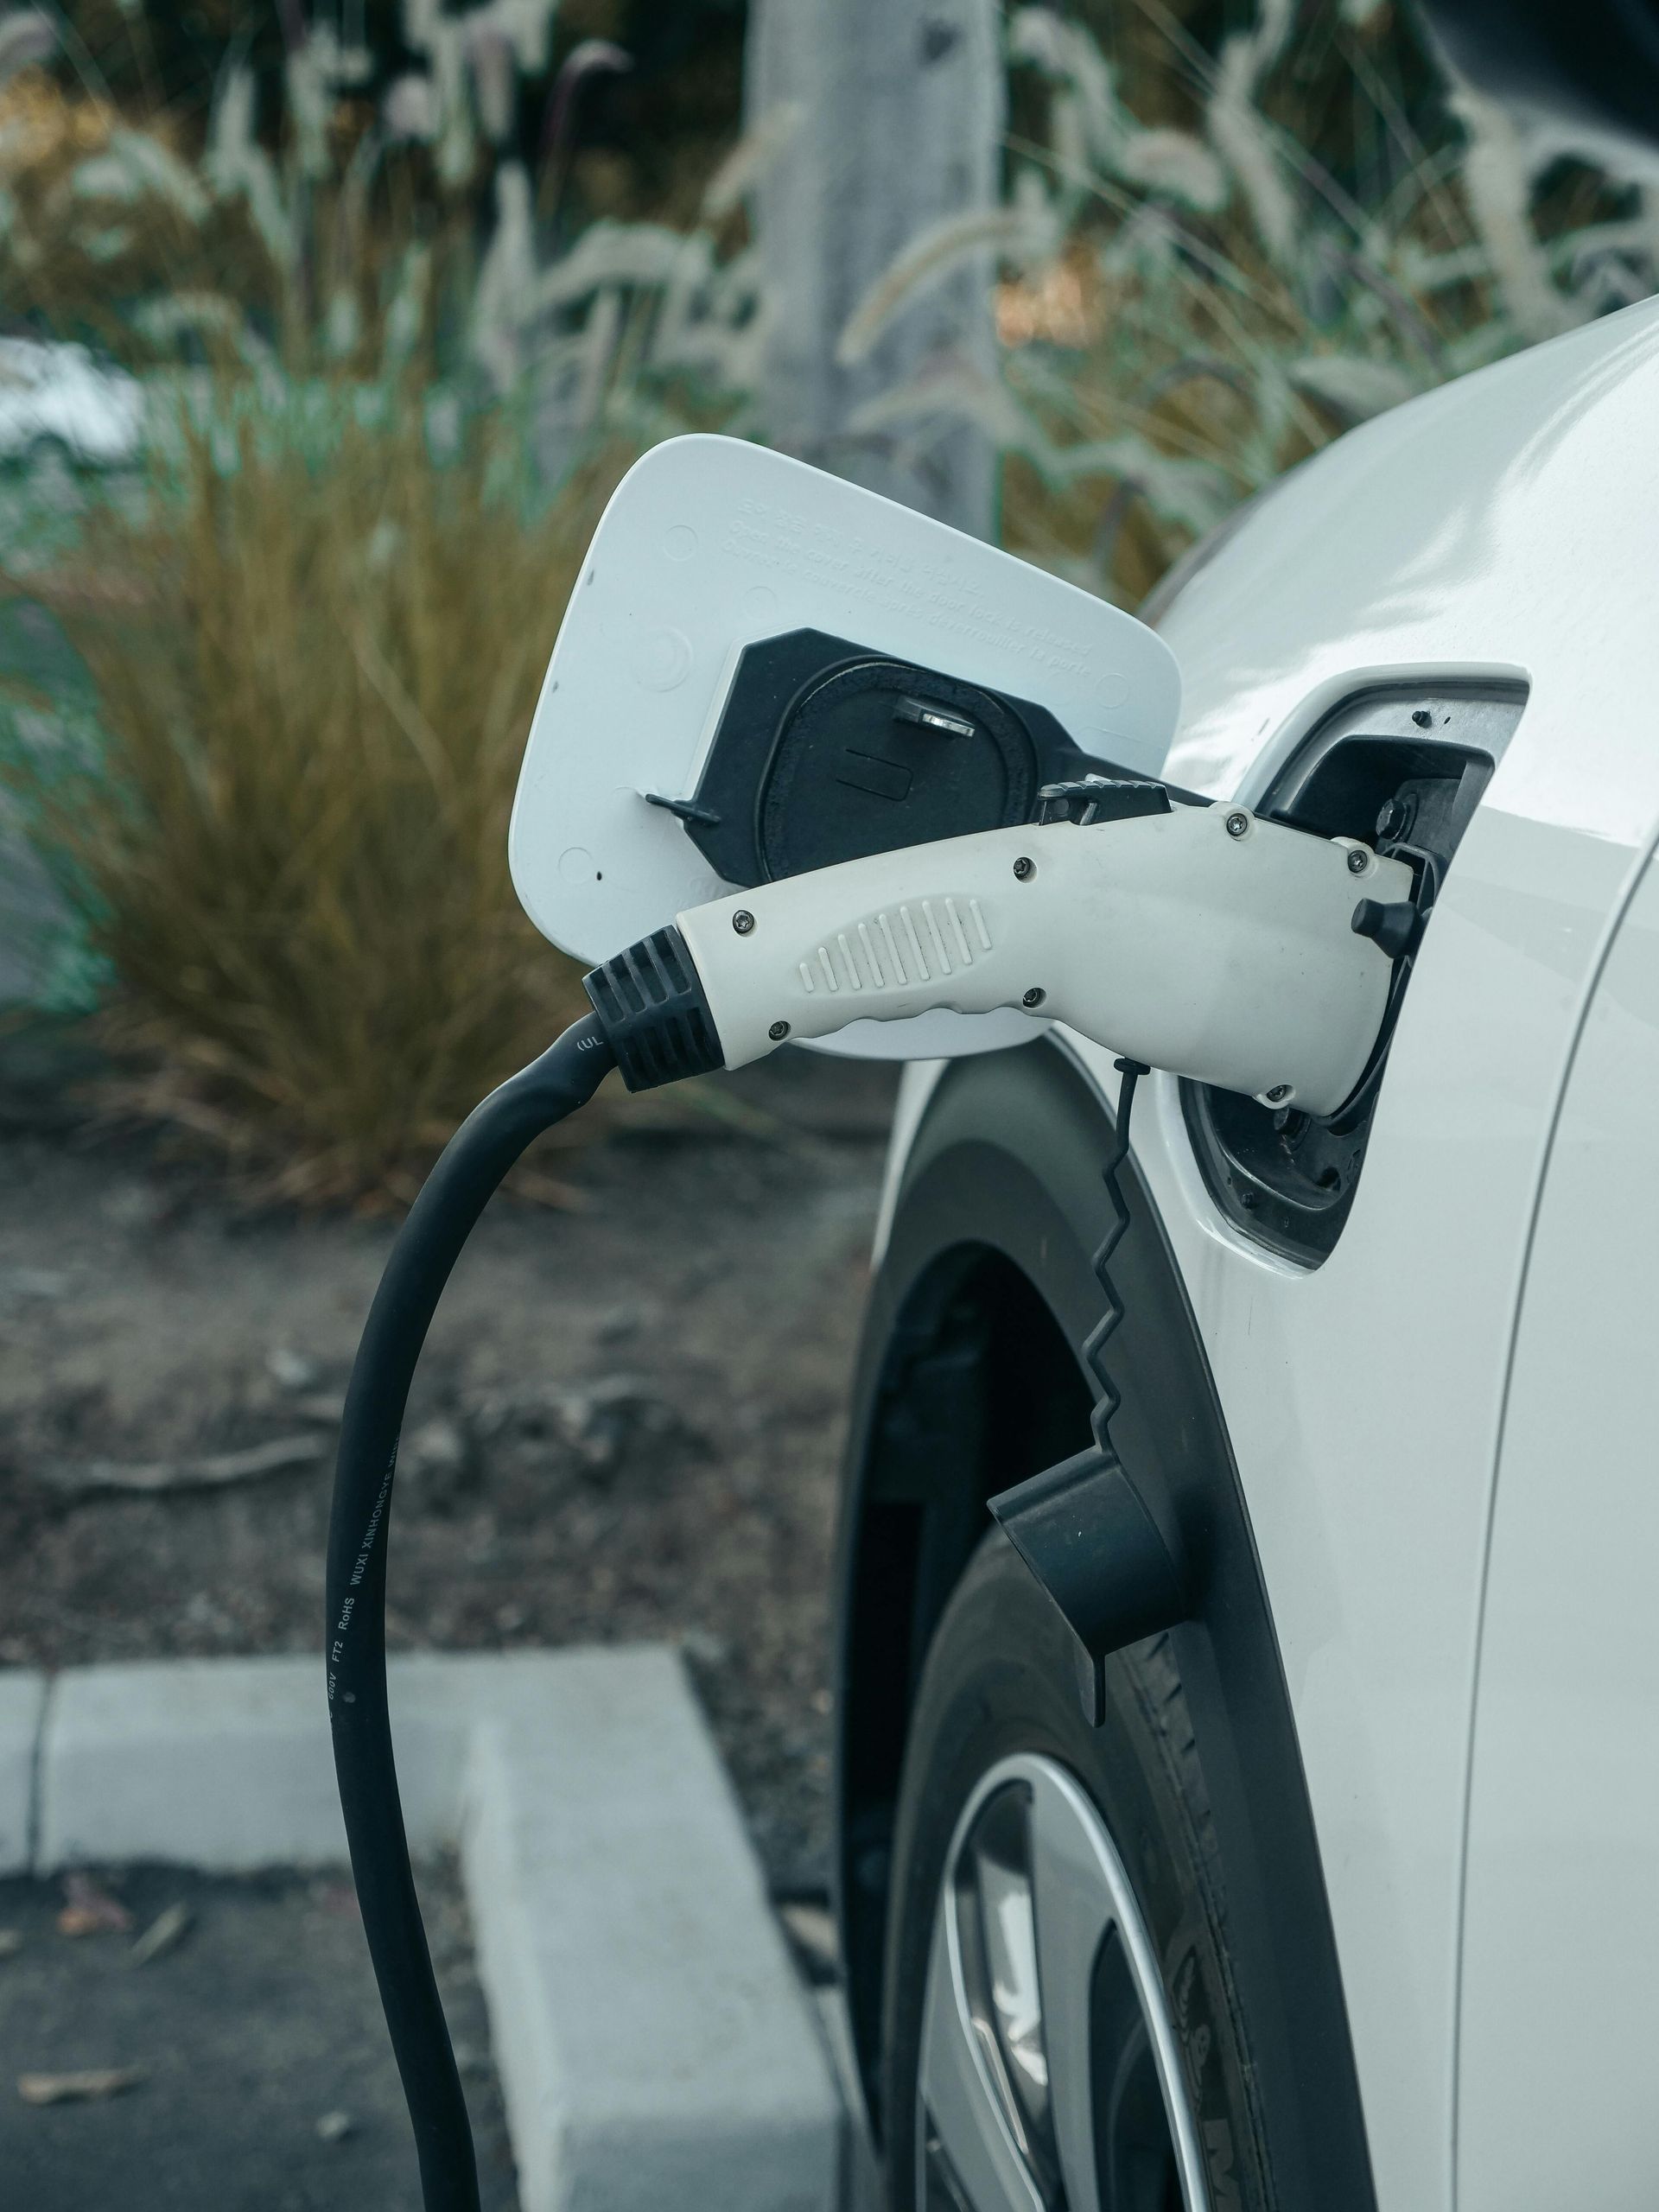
[916,1751,1210,2212]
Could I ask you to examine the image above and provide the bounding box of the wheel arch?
[832,1035,1378,2212]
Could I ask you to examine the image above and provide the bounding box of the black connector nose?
[582,927,725,1091]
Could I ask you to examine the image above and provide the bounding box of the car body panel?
[1458,844,1659,2210]
[874,295,1659,2209]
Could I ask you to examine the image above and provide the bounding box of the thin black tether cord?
[1082,1057,1151,1456]
[326,1014,615,2212]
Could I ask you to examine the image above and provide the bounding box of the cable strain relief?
[582,925,725,1092]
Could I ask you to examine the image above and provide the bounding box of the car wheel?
[880,1532,1274,2211]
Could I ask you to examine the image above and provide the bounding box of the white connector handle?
[676,807,1414,1116]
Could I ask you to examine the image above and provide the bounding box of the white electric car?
[826,291,1659,2212]
[501,292,1658,2212]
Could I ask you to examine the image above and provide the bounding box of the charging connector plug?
[582,925,725,1090]
[673,806,1414,1117]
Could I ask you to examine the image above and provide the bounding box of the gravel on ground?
[0,1022,900,1892]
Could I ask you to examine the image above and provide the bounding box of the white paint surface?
[1457,845,1659,2210]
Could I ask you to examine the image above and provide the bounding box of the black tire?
[880,1531,1275,2211]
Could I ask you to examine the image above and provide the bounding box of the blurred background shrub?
[900,1,1656,598]
[0,0,1651,1192]
[2,391,620,1198]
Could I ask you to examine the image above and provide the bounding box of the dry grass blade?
[836,203,1059,367]
[18,2068,146,2106]
[128,1901,193,1967]
[995,1,1656,605]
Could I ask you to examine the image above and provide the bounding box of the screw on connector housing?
[1224,810,1249,838]
[1021,988,1046,1008]
[1265,1084,1291,1102]
[732,909,755,935]
[768,1020,790,1040]
[1346,848,1370,875]
[1013,856,1035,880]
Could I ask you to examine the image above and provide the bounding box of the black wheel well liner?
[832,1036,1377,2212]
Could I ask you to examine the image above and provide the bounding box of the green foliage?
[846,3,1657,605]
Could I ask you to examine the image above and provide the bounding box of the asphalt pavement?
[0,1860,518,2212]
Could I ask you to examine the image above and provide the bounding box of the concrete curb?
[464,1649,840,2212]
[0,1653,845,2212]
[0,1668,47,1873]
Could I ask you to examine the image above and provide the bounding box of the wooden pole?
[743,0,1003,540]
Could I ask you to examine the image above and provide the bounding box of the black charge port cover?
[675,628,1112,887]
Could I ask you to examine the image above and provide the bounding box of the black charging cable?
[326,928,721,2209]
[326,1016,614,2212]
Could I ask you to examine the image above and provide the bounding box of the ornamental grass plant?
[0,4,753,1195]
[1,392,623,1199]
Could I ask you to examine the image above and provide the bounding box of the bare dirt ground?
[0,1022,899,1893]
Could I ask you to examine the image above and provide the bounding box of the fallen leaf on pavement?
[315,2110,354,2143]
[129,1902,192,1967]
[57,1874,132,1938]
[778,1898,838,1980]
[18,2069,146,2106]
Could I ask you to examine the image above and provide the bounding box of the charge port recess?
[1181,683,1527,1266]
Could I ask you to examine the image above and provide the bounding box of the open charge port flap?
[676,627,1157,888]
[1181,683,1527,1266]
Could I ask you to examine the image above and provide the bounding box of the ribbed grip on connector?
[582,926,725,1092]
